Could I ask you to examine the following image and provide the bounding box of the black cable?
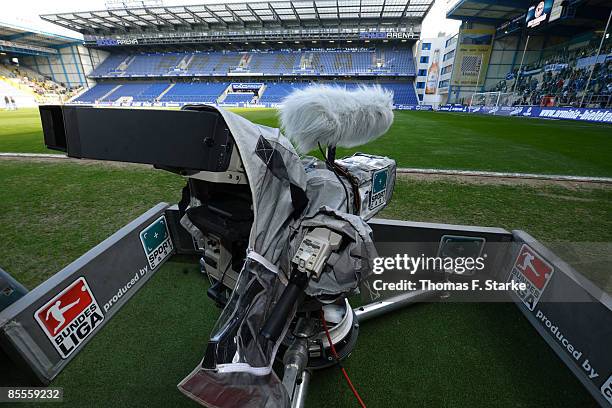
[219,257,232,287]
[318,142,350,213]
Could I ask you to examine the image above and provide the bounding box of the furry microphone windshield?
[279,84,394,155]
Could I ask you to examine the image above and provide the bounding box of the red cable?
[320,309,367,408]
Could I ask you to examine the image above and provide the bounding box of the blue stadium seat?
[259,82,308,103]
[88,49,416,78]
[160,82,229,103]
[72,83,119,103]
[75,80,418,106]
[223,93,255,104]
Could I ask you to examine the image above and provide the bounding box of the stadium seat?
[87,49,416,78]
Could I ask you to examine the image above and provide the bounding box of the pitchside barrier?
[438,104,612,124]
[67,101,611,124]
[69,100,436,111]
[1,205,610,406]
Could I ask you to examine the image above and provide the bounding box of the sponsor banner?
[451,28,495,87]
[139,215,173,270]
[425,49,441,95]
[438,104,468,112]
[369,168,389,210]
[231,83,263,91]
[0,204,174,383]
[509,231,612,408]
[437,105,612,123]
[96,38,139,46]
[359,31,415,40]
[395,105,433,111]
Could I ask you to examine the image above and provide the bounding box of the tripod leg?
[354,289,439,323]
[283,338,310,408]
[291,370,310,408]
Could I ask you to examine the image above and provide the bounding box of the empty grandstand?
[88,49,416,78]
[40,0,432,108]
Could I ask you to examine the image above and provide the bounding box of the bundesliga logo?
[508,244,554,311]
[34,277,104,359]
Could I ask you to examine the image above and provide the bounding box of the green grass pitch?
[1,107,612,176]
[0,107,610,407]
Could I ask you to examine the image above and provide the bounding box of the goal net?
[470,92,518,107]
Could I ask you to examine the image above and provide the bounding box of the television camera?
[36,86,408,407]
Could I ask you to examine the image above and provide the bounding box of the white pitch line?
[397,168,612,184]
[0,152,67,159]
[1,152,611,184]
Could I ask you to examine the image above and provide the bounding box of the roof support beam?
[202,5,227,26]
[183,8,210,28]
[107,11,137,28]
[268,4,283,27]
[379,0,387,19]
[225,6,245,26]
[125,9,156,28]
[164,8,192,27]
[90,13,125,30]
[57,16,101,33]
[313,1,321,24]
[145,9,174,27]
[245,4,264,25]
[400,0,411,20]
[289,2,301,25]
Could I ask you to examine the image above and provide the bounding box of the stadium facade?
[414,32,458,105]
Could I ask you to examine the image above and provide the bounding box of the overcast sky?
[1,0,461,39]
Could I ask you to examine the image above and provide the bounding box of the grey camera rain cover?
[178,105,378,408]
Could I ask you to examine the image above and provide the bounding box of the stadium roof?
[0,21,81,56]
[446,0,532,24]
[447,0,611,36]
[40,0,434,34]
